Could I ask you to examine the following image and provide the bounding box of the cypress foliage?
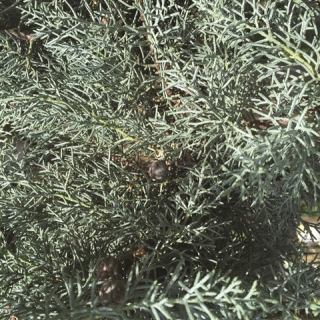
[1,0,320,319]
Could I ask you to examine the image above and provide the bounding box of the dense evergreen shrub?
[1,0,320,319]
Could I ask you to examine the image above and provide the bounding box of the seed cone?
[97,256,122,280]
[148,161,168,181]
[99,279,125,307]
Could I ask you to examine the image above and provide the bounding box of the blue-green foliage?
[1,0,320,319]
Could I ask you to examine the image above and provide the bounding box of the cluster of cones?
[96,257,126,307]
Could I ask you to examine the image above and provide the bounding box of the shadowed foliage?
[1,0,320,319]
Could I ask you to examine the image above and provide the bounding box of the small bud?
[99,279,125,307]
[148,161,168,181]
[97,256,122,280]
